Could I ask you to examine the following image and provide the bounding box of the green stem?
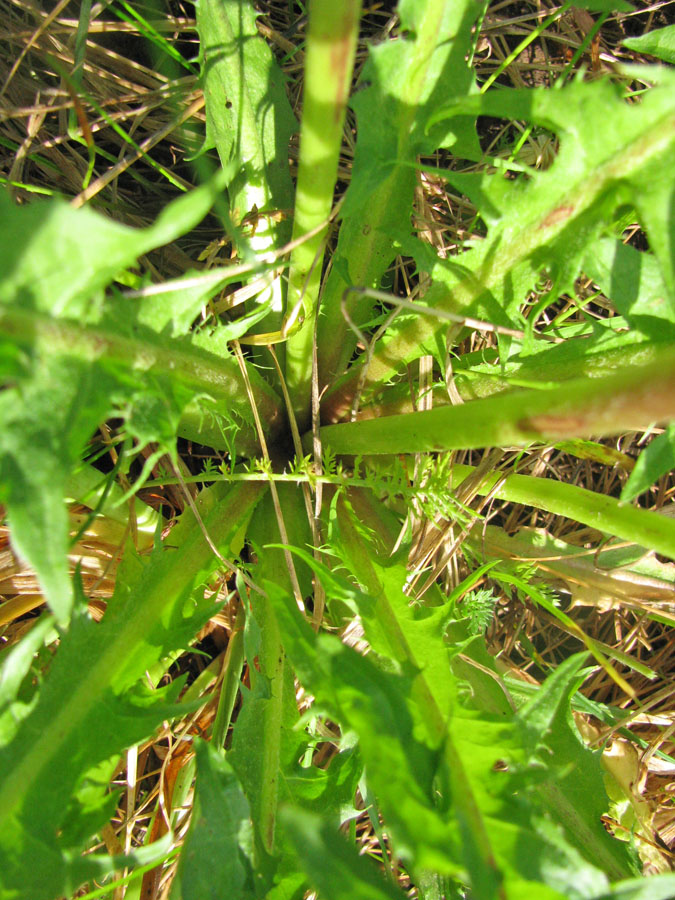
[284,0,362,428]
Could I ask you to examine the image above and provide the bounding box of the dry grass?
[1,0,675,895]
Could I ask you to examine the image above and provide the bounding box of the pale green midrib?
[341,502,529,878]
[0,483,261,829]
[338,503,447,741]
[325,103,675,403]
[0,305,284,431]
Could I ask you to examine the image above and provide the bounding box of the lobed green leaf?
[0,481,264,900]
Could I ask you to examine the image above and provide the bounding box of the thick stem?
[284,0,362,429]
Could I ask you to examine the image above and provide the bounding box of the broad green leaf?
[284,748,361,828]
[329,502,630,890]
[0,171,230,323]
[0,357,117,623]
[268,574,624,896]
[228,485,313,890]
[621,424,675,502]
[281,807,405,900]
[623,25,675,64]
[324,71,675,413]
[0,181,285,619]
[518,654,632,880]
[197,0,295,228]
[0,333,267,621]
[0,304,283,452]
[197,0,296,333]
[0,481,264,900]
[171,739,255,900]
[0,615,55,749]
[326,324,670,423]
[316,0,482,383]
[592,874,675,899]
[266,579,459,876]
